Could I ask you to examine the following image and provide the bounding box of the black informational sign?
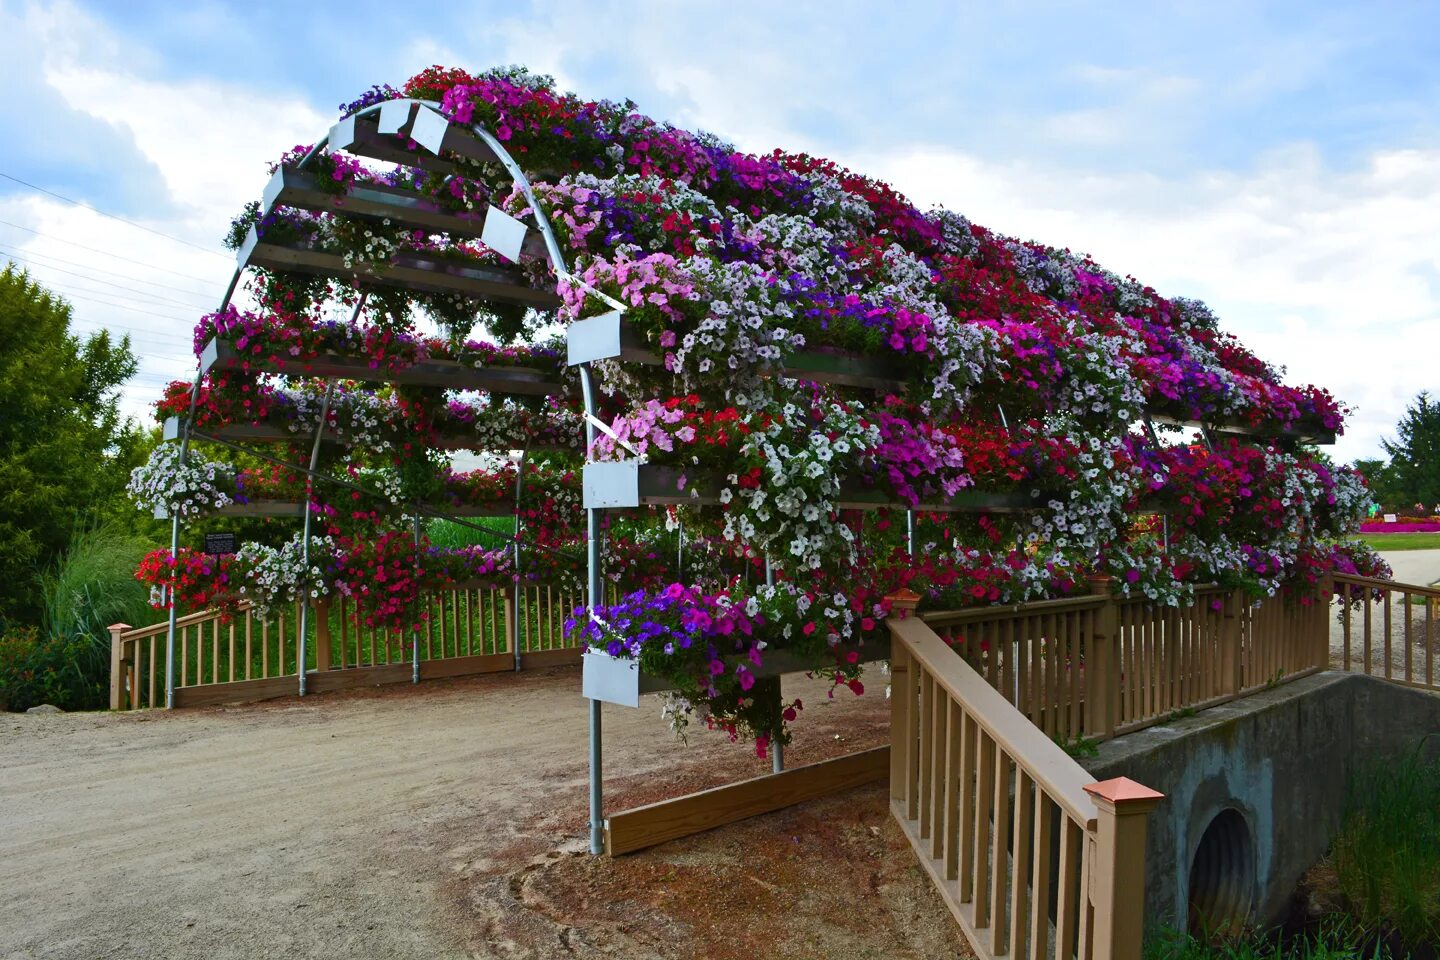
[203,532,238,556]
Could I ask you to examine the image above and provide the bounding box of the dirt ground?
[0,667,970,960]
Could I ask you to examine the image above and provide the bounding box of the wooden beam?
[172,675,297,708]
[520,647,584,670]
[605,746,890,856]
[420,652,513,679]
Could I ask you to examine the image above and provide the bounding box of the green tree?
[1352,457,1397,509]
[0,266,147,626]
[1380,392,1440,510]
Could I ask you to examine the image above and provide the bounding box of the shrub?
[0,626,105,712]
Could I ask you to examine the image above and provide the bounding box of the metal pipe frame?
[165,265,243,709]
[412,512,422,684]
[512,449,528,671]
[296,383,334,696]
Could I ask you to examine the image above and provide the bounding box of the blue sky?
[1,0,1437,461]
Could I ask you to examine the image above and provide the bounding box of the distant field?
[1355,532,1440,551]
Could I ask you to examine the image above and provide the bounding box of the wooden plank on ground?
[521,647,584,670]
[172,675,297,708]
[307,663,412,693]
[605,746,889,856]
[421,652,513,680]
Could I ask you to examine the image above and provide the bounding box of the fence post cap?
[1084,776,1164,811]
[885,588,922,611]
[108,623,132,632]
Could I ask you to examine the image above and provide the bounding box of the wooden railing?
[108,582,581,710]
[1332,574,1440,690]
[921,581,1330,745]
[888,602,1163,960]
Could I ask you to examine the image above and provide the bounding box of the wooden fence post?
[314,600,332,671]
[1086,576,1118,740]
[503,595,516,656]
[1219,590,1243,696]
[1314,577,1333,671]
[109,623,131,711]
[886,590,921,807]
[1084,777,1164,960]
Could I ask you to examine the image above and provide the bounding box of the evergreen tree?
[1379,392,1440,510]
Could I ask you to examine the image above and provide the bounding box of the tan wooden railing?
[888,599,1163,960]
[109,582,581,709]
[921,580,1330,745]
[1332,574,1440,690]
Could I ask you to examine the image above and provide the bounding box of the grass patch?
[1146,921,1390,959]
[1331,740,1440,948]
[1354,533,1440,551]
[425,516,515,550]
[42,524,158,684]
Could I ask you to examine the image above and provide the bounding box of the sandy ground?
[0,667,970,960]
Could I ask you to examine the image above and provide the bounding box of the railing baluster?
[1405,591,1414,684]
[918,672,934,840]
[990,746,1011,955]
[930,685,947,860]
[1030,790,1054,960]
[944,698,962,883]
[973,730,994,929]
[1056,817,1080,960]
[1363,594,1372,676]
[1384,589,1393,681]
[1009,768,1033,960]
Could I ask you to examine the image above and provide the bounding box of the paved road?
[1376,548,1440,586]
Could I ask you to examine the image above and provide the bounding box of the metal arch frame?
[162,99,589,709]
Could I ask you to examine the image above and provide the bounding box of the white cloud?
[0,2,329,425]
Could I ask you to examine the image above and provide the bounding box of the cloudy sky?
[2,0,1436,462]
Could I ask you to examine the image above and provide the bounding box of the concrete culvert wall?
[1081,672,1440,933]
[1188,807,1255,935]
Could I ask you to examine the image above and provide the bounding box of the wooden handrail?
[921,592,1107,626]
[1334,572,1440,597]
[119,603,255,641]
[890,614,1099,825]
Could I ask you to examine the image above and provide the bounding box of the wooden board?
[521,647,584,669]
[173,675,297,708]
[605,745,890,856]
[421,652,513,679]
[307,662,412,693]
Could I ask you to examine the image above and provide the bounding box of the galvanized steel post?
[297,384,334,697]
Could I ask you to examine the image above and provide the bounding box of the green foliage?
[1144,920,1389,959]
[1354,533,1440,551]
[0,266,149,627]
[1332,740,1440,947]
[425,516,515,550]
[1054,733,1100,758]
[42,523,159,676]
[1377,392,1440,509]
[0,626,106,712]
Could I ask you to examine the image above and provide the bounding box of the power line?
[0,218,225,286]
[32,282,198,326]
[0,241,219,302]
[0,171,232,260]
[1,248,213,311]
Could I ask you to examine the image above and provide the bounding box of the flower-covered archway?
[133,64,1386,856]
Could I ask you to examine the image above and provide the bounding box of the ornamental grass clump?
[1331,741,1440,948]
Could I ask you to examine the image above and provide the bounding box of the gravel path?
[1,667,964,960]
